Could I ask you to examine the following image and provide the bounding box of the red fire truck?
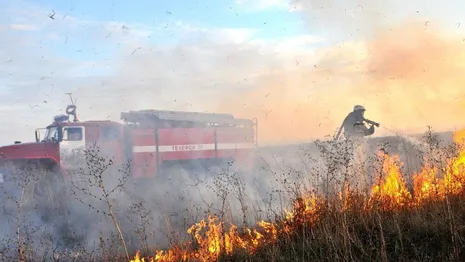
[0,102,258,213]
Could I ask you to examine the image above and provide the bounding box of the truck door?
[60,126,86,170]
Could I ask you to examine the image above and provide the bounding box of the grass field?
[0,127,464,262]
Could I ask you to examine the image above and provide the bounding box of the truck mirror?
[35,130,40,142]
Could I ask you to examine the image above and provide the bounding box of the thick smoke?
[215,1,465,145]
[0,144,306,259]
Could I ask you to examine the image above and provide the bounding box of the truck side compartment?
[157,127,216,161]
[128,125,256,179]
[216,126,255,170]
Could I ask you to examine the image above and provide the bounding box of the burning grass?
[131,129,465,262]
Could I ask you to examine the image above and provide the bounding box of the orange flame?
[131,128,465,262]
[368,151,412,210]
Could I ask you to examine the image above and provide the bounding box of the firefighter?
[340,105,380,192]
[341,105,379,139]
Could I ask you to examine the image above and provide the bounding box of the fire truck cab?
[35,117,126,172]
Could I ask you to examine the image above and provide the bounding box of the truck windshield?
[43,126,59,142]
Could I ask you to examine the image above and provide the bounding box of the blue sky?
[0,0,319,96]
[3,0,307,64]
[31,0,305,36]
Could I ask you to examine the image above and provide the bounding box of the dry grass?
[0,127,464,262]
[221,192,465,262]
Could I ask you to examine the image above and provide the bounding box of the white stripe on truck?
[132,145,157,153]
[132,143,254,153]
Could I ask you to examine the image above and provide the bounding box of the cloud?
[234,0,291,11]
[250,34,326,56]
[170,22,259,44]
[0,24,39,31]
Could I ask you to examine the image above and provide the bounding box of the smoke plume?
[215,1,465,145]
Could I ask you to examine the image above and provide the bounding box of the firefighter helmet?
[353,105,366,111]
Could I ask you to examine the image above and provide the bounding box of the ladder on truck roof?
[121,109,255,127]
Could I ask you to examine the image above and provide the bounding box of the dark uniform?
[342,108,375,140]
